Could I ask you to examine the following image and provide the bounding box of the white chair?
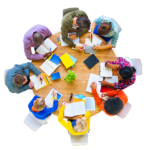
[70,133,88,146]
[125,57,142,75]
[24,112,49,131]
[4,69,9,85]
[110,18,122,33]
[117,102,132,119]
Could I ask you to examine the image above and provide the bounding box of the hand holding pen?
[38,74,43,84]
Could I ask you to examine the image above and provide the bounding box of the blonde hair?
[33,98,45,111]
[74,119,88,133]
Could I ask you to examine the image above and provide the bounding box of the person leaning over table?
[61,10,91,51]
[58,102,91,135]
[90,15,120,50]
[28,90,58,120]
[90,82,128,116]
[100,57,136,90]
[23,24,52,60]
[5,62,43,94]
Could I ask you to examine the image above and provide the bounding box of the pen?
[91,33,93,43]
[57,37,61,45]
[79,44,87,50]
[40,77,42,84]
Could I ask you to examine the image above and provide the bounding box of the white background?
[0,0,149,149]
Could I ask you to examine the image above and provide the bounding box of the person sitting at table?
[90,82,128,116]
[23,24,52,60]
[100,57,136,90]
[58,102,91,135]
[5,62,43,94]
[28,90,58,120]
[61,10,91,51]
[90,15,120,50]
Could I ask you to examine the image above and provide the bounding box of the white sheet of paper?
[105,76,118,83]
[86,73,103,94]
[43,38,57,52]
[85,35,102,46]
[30,75,46,91]
[100,62,112,77]
[36,45,49,54]
[86,97,95,111]
[64,102,85,117]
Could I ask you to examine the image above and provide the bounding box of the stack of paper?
[100,62,112,77]
[86,73,103,93]
[105,76,118,83]
[86,97,95,111]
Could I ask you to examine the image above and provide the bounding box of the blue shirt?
[94,15,120,48]
[5,62,41,94]
[28,95,58,120]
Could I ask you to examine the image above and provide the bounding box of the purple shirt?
[105,57,136,90]
[23,24,52,60]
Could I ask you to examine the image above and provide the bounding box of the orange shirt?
[92,89,128,116]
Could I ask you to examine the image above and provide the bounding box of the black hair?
[104,97,123,115]
[119,66,136,80]
[76,16,91,29]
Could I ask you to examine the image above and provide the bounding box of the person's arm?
[20,62,41,76]
[111,32,119,48]
[106,90,124,97]
[23,38,44,60]
[93,44,113,50]
[84,111,91,120]
[91,21,97,33]
[58,105,70,130]
[47,100,58,114]
[28,95,39,110]
[44,26,52,38]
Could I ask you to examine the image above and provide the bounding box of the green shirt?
[61,10,89,47]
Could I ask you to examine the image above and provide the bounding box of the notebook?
[84,46,96,54]
[51,72,61,80]
[45,88,62,108]
[86,73,103,93]
[60,33,79,46]
[64,102,85,117]
[84,54,99,69]
[105,76,118,83]
[40,59,60,76]
[86,97,95,111]
[60,53,74,69]
[100,62,112,77]
[48,53,61,65]
[85,35,102,46]
[68,54,77,67]
[36,38,57,54]
[30,73,51,91]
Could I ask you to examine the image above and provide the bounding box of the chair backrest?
[4,69,9,85]
[70,133,88,146]
[125,57,142,75]
[24,112,46,131]
[117,102,132,119]
[63,7,79,16]
[110,18,122,33]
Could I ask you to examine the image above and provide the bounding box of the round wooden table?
[31,32,117,119]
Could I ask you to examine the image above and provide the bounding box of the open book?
[40,59,60,76]
[100,62,112,77]
[36,38,57,54]
[64,102,85,117]
[105,76,118,83]
[85,35,102,46]
[86,73,103,94]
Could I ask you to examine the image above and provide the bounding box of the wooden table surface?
[31,32,117,119]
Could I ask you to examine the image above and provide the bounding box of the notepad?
[64,102,85,117]
[105,76,118,83]
[45,88,62,107]
[51,72,61,80]
[100,62,112,77]
[86,97,95,111]
[48,54,61,65]
[86,73,103,93]
[85,35,102,46]
[84,46,96,54]
[40,59,60,76]
[60,53,74,69]
[36,38,57,54]
[68,54,77,67]
[84,54,99,69]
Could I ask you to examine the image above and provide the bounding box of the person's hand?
[38,74,43,82]
[44,52,52,58]
[53,90,57,100]
[62,102,66,106]
[82,117,86,121]
[99,81,109,86]
[101,92,107,97]
[92,44,100,51]
[75,46,84,51]
[90,82,97,89]
[69,34,77,40]
[110,64,119,70]
[29,82,34,88]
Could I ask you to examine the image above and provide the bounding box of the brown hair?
[13,74,26,86]
[33,98,45,111]
[97,22,111,36]
[74,119,88,132]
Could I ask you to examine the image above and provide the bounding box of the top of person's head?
[13,74,26,86]
[76,16,91,30]
[74,119,88,132]
[97,22,111,36]
[33,32,43,45]
[119,66,136,80]
[33,98,45,111]
[104,97,123,115]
